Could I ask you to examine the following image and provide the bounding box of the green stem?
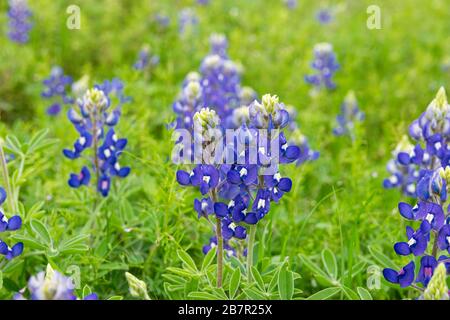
[215,218,223,288]
[211,188,223,288]
[432,231,438,258]
[246,225,256,283]
[0,141,16,213]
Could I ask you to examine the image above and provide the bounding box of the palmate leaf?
[58,234,89,253]
[4,135,22,156]
[29,219,52,247]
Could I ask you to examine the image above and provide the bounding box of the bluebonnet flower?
[41,66,74,116]
[133,45,159,71]
[283,0,298,10]
[7,0,32,44]
[284,105,319,165]
[305,43,339,90]
[0,187,23,260]
[384,166,450,292]
[202,236,236,258]
[333,91,365,138]
[197,0,210,5]
[383,135,424,197]
[14,265,98,300]
[384,87,450,197]
[63,80,131,197]
[383,261,415,288]
[178,8,198,35]
[173,35,316,286]
[153,13,170,28]
[316,9,333,24]
[383,88,450,294]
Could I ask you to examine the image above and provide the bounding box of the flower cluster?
[383,135,423,197]
[422,263,449,300]
[14,265,98,300]
[202,236,237,258]
[383,167,450,290]
[284,0,298,9]
[316,9,333,24]
[197,0,210,5]
[63,79,131,197]
[171,33,244,137]
[284,105,319,165]
[383,88,450,294]
[0,187,23,260]
[305,42,339,90]
[133,45,160,71]
[174,36,317,263]
[41,66,74,116]
[178,8,198,35]
[176,96,300,248]
[7,0,32,44]
[153,13,170,29]
[332,91,365,138]
[383,87,450,197]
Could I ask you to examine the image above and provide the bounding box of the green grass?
[0,0,449,299]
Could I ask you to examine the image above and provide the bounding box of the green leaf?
[278,267,294,300]
[229,268,241,299]
[268,268,280,292]
[201,247,216,271]
[211,288,228,300]
[342,261,367,279]
[11,234,46,250]
[321,249,338,279]
[82,285,92,298]
[357,287,373,300]
[368,246,398,270]
[59,234,89,254]
[251,267,265,292]
[5,135,22,155]
[30,219,52,247]
[188,292,218,300]
[177,250,198,273]
[306,287,341,300]
[107,296,123,300]
[299,254,334,284]
[341,285,359,300]
[243,287,266,300]
[166,267,195,278]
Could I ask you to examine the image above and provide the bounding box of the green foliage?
[0,0,448,300]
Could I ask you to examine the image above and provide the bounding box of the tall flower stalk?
[7,0,32,44]
[383,87,450,296]
[173,34,316,287]
[0,141,23,261]
[63,79,131,199]
[384,87,450,197]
